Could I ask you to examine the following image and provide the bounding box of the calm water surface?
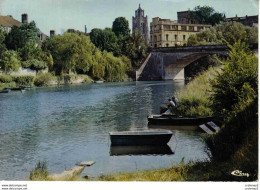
[0,81,209,180]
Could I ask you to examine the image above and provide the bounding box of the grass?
[173,66,222,117]
[29,161,50,181]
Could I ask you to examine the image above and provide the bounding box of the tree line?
[0,16,148,82]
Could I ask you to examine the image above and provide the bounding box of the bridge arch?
[136,44,257,81]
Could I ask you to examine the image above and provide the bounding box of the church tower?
[132,4,149,45]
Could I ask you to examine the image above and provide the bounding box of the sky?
[0,0,258,35]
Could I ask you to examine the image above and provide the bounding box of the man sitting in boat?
[168,98,176,108]
[172,96,178,107]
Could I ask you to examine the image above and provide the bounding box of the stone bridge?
[136,44,258,80]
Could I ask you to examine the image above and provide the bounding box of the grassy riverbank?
[0,73,97,90]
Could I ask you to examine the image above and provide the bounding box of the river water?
[0,81,209,180]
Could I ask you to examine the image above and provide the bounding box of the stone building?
[0,13,48,41]
[150,17,211,47]
[177,10,199,24]
[225,15,258,27]
[132,4,149,45]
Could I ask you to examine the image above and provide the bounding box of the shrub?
[13,75,34,86]
[0,75,13,83]
[34,73,53,86]
[29,161,49,181]
[0,50,21,73]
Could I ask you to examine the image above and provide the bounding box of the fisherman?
[168,98,175,108]
[172,96,178,107]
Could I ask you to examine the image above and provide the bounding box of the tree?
[89,28,120,55]
[0,50,21,73]
[112,17,130,37]
[5,21,40,50]
[124,29,147,67]
[43,32,96,74]
[187,22,258,46]
[67,29,86,36]
[188,6,224,25]
[0,27,7,56]
[211,39,258,116]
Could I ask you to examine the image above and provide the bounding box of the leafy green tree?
[0,27,7,55]
[0,50,21,73]
[89,28,120,55]
[188,6,224,25]
[124,29,147,67]
[5,21,40,50]
[211,39,258,116]
[112,17,130,37]
[18,40,39,61]
[43,32,96,74]
[67,29,86,35]
[187,22,258,46]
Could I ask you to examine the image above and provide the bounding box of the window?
[154,36,157,42]
[164,25,170,30]
[175,35,178,41]
[159,35,161,41]
[150,36,152,42]
[172,25,178,30]
[183,35,186,41]
[181,26,186,31]
[166,43,169,47]
[166,34,169,41]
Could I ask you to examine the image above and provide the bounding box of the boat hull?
[110,131,173,145]
[148,115,213,125]
[110,145,173,156]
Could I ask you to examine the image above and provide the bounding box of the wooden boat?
[0,89,9,93]
[110,145,173,156]
[10,87,25,91]
[109,130,173,145]
[148,114,213,125]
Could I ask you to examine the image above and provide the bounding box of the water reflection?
[110,145,174,156]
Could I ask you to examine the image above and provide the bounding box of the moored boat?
[109,130,173,145]
[110,145,173,156]
[148,114,213,125]
[10,87,26,91]
[0,89,9,93]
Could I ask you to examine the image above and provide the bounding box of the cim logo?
[231,170,250,177]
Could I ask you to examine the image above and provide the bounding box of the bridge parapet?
[150,43,258,53]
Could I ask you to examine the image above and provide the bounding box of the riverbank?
[0,73,134,90]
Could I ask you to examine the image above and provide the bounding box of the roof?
[0,15,22,27]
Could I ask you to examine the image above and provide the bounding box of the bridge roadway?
[136,44,258,81]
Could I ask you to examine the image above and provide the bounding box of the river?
[0,81,209,180]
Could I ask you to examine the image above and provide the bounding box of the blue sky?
[0,0,258,35]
